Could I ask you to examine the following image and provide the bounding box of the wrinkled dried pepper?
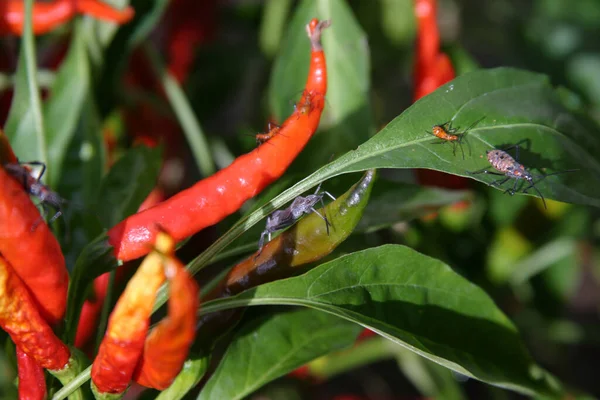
[0,165,68,325]
[108,18,331,262]
[132,252,199,390]
[0,0,134,36]
[92,232,198,394]
[16,347,46,400]
[0,255,70,370]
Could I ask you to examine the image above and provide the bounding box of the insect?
[468,140,578,209]
[256,183,336,257]
[255,122,283,146]
[428,117,484,159]
[3,161,65,224]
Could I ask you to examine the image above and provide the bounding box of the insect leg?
[310,207,331,235]
[489,177,511,188]
[26,161,47,181]
[522,181,548,210]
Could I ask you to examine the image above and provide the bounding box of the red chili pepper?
[413,0,468,190]
[16,347,47,400]
[108,19,331,262]
[0,128,17,164]
[91,233,174,394]
[0,166,68,325]
[0,255,70,370]
[0,0,134,36]
[132,251,199,390]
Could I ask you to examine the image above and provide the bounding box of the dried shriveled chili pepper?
[108,18,331,262]
[0,166,68,325]
[132,252,199,390]
[91,234,173,394]
[0,0,134,36]
[0,255,70,370]
[16,347,47,400]
[92,231,198,394]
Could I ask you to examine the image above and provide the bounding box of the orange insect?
[428,117,483,159]
[255,122,282,146]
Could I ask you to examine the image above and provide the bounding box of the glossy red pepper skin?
[0,255,70,371]
[0,0,134,36]
[0,166,68,325]
[16,347,47,400]
[108,19,331,262]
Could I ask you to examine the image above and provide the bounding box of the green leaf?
[189,68,596,280]
[269,0,372,167]
[156,357,209,400]
[358,181,471,232]
[5,0,48,164]
[201,245,562,396]
[64,235,118,344]
[259,0,293,58]
[44,29,90,187]
[95,145,162,229]
[199,309,362,400]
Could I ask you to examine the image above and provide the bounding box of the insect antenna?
[523,169,579,209]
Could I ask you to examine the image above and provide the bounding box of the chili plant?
[0,0,599,399]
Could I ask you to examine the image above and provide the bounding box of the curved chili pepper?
[0,0,134,36]
[0,166,68,325]
[0,255,70,370]
[108,18,331,262]
[132,252,199,390]
[16,347,47,400]
[91,233,174,395]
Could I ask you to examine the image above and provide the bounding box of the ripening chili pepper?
[196,170,376,355]
[91,233,174,395]
[16,347,46,400]
[0,165,68,325]
[108,19,331,262]
[209,170,376,299]
[0,0,134,36]
[0,255,70,370]
[132,251,199,390]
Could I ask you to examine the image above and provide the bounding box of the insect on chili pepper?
[468,140,578,209]
[0,0,134,36]
[3,161,65,225]
[0,165,68,325]
[255,122,283,146]
[257,183,336,256]
[428,117,483,159]
[108,18,331,262]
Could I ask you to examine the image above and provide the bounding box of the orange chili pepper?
[108,19,331,262]
[91,233,174,394]
[0,0,134,36]
[0,165,68,325]
[0,255,70,371]
[16,347,47,400]
[132,251,199,390]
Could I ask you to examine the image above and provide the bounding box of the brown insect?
[255,122,283,146]
[468,140,578,209]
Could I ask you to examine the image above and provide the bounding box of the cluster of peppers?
[0,4,342,397]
